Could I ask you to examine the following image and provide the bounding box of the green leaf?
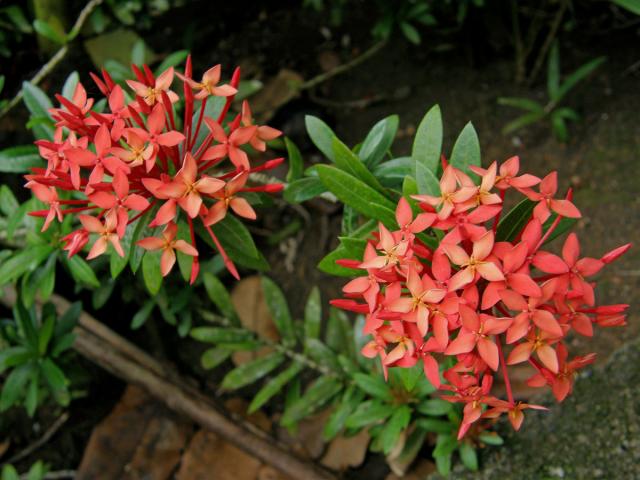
[285,137,304,182]
[65,255,100,289]
[359,115,399,167]
[248,361,304,413]
[0,185,18,216]
[38,316,55,355]
[304,287,322,339]
[92,277,115,309]
[316,165,396,227]
[1,465,20,480]
[497,97,544,112]
[190,326,255,344]
[547,42,560,100]
[415,161,441,196]
[459,441,479,471]
[155,50,189,75]
[0,145,43,173]
[0,363,32,411]
[261,276,296,346]
[352,372,393,401]
[22,82,55,140]
[399,21,421,44]
[283,177,326,203]
[5,6,32,33]
[131,39,146,65]
[0,347,33,374]
[611,0,640,14]
[200,347,232,370]
[415,418,454,434]
[305,338,341,371]
[379,405,412,454]
[326,308,355,359]
[281,376,342,426]
[221,352,285,390]
[554,56,606,104]
[61,71,80,99]
[496,199,535,241]
[33,19,66,44]
[479,432,504,445]
[551,111,568,142]
[212,215,269,271]
[111,211,145,278]
[40,358,69,405]
[450,122,481,176]
[345,400,394,429]
[203,272,240,325]
[373,156,412,187]
[305,115,337,161]
[0,246,53,286]
[412,104,442,175]
[417,398,452,416]
[502,110,547,135]
[332,137,387,194]
[131,300,155,329]
[129,209,154,274]
[398,364,423,392]
[323,386,364,440]
[141,251,163,295]
[26,461,47,480]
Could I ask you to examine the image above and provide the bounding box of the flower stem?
[496,335,515,404]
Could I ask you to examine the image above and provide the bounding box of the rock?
[429,336,640,479]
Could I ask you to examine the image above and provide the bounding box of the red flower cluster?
[25,60,284,281]
[332,157,630,437]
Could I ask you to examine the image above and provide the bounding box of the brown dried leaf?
[76,385,191,480]
[320,430,370,471]
[175,430,262,480]
[385,459,437,480]
[276,409,332,460]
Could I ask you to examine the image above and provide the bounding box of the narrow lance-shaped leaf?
[221,352,285,390]
[281,376,343,426]
[305,115,337,161]
[304,286,321,339]
[261,276,296,346]
[248,361,305,413]
[379,405,412,454]
[285,137,304,182]
[332,137,387,195]
[359,115,399,167]
[203,272,240,325]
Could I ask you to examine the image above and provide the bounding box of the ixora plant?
[0,56,631,477]
[23,58,283,284]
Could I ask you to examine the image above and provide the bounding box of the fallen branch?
[4,413,69,465]
[0,289,336,480]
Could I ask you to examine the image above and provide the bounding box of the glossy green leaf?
[415,418,455,434]
[352,372,393,401]
[417,398,452,416]
[141,251,162,295]
[412,104,442,175]
[155,50,189,75]
[611,0,640,14]
[248,361,304,413]
[61,71,79,99]
[496,199,535,241]
[345,400,394,429]
[379,405,412,454]
[261,276,296,346]
[190,326,255,344]
[65,255,100,289]
[200,347,232,370]
[285,137,304,182]
[203,272,240,325]
[459,441,479,471]
[305,338,341,371]
[323,386,364,440]
[479,432,504,445]
[221,352,285,390]
[305,115,337,161]
[502,110,547,135]
[399,21,421,44]
[332,137,386,194]
[40,358,69,405]
[415,161,440,196]
[281,376,342,426]
[0,246,53,286]
[22,82,54,140]
[0,364,31,411]
[398,364,423,392]
[212,215,269,271]
[131,300,155,330]
[359,115,399,167]
[283,177,326,203]
[33,19,66,44]
[450,122,481,176]
[0,145,43,173]
[316,165,396,227]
